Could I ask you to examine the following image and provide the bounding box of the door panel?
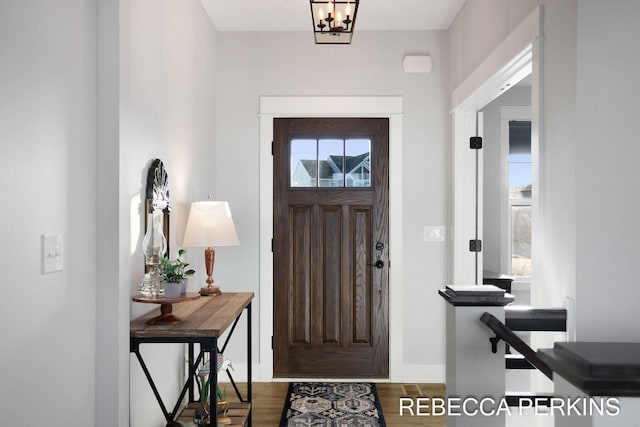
[291,205,312,345]
[320,205,342,344]
[351,206,372,344]
[273,117,389,378]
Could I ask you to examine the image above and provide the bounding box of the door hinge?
[470,136,483,149]
[271,336,274,350]
[271,141,275,155]
[469,239,482,252]
[271,238,274,253]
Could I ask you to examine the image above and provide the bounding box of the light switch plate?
[423,226,445,242]
[42,234,64,274]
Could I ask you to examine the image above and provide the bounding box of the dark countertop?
[439,285,514,307]
[538,342,640,396]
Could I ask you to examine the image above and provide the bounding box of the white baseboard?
[392,364,446,383]
[219,363,445,384]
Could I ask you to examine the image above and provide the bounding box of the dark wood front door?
[273,118,389,378]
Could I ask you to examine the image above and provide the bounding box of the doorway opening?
[481,98,533,304]
[450,5,546,408]
[450,6,541,290]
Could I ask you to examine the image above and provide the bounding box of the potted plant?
[193,358,233,426]
[216,385,231,424]
[159,248,195,298]
[194,364,210,425]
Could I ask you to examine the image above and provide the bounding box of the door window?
[290,138,371,188]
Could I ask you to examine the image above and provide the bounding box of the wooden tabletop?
[130,292,254,339]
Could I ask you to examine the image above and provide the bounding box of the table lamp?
[182,197,239,296]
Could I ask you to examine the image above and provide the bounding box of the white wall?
[575,0,640,341]
[0,0,97,425]
[535,0,578,317]
[215,30,450,378]
[481,87,532,274]
[96,0,123,424]
[449,0,577,315]
[118,0,219,425]
[448,0,541,94]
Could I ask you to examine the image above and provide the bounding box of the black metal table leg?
[189,343,195,403]
[247,302,252,426]
[205,338,218,427]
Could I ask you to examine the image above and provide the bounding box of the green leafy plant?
[197,372,210,408]
[195,370,226,408]
[159,248,195,283]
[216,385,227,402]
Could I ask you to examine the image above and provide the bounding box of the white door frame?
[450,6,543,285]
[258,96,404,381]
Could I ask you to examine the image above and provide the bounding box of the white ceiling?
[200,0,466,32]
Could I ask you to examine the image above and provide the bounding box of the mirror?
[145,159,171,266]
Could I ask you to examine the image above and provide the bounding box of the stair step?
[506,353,535,369]
[505,306,567,332]
[505,392,554,407]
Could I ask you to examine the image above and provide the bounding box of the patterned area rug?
[279,382,386,427]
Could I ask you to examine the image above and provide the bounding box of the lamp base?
[199,285,222,297]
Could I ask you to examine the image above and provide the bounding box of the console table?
[130,292,254,427]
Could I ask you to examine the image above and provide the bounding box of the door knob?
[368,260,384,269]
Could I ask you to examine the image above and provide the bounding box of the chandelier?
[310,0,359,44]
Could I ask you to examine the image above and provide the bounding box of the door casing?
[258,96,403,380]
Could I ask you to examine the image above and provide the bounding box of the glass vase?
[142,212,167,265]
[141,211,167,298]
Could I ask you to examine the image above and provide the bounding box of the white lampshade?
[182,200,240,247]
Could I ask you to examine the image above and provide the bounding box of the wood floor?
[223,382,446,426]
